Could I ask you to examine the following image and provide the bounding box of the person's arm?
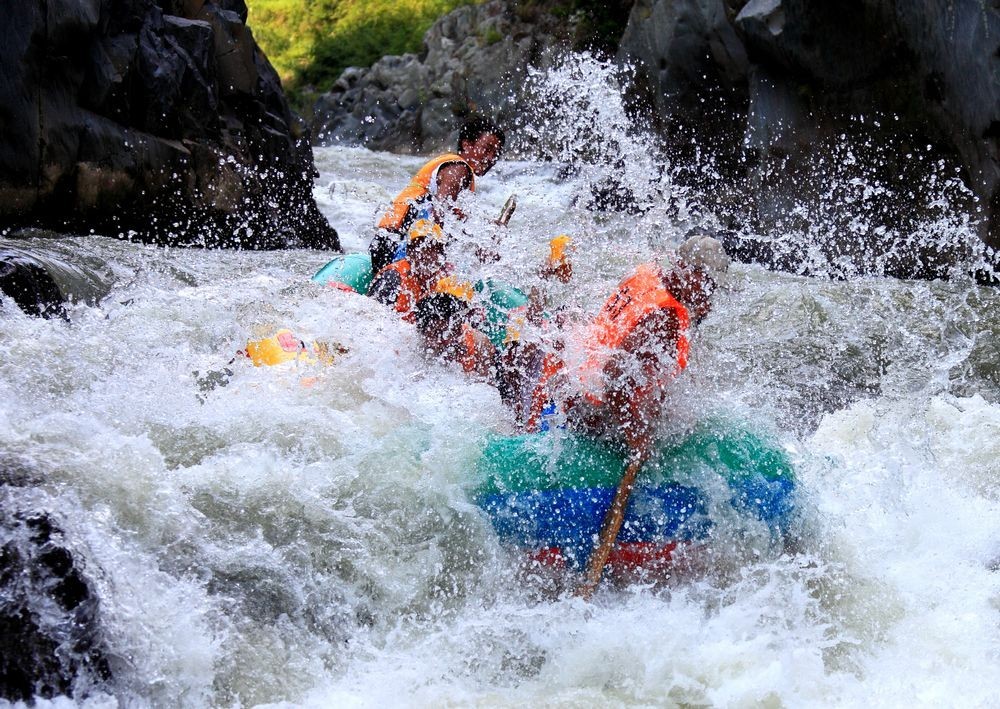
[538,235,573,283]
[434,162,475,220]
[368,270,402,307]
[602,309,680,454]
[470,330,499,380]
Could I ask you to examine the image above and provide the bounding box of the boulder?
[889,0,1000,251]
[0,486,111,702]
[0,231,122,317]
[0,250,67,319]
[312,1,574,153]
[617,0,1000,276]
[616,0,750,168]
[0,0,339,249]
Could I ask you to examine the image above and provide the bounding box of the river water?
[3,83,1000,706]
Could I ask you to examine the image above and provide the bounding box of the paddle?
[478,194,516,263]
[497,194,517,226]
[577,451,647,599]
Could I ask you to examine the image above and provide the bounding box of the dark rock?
[617,0,750,171]
[889,0,1000,251]
[587,176,646,214]
[312,1,575,154]
[616,0,1000,276]
[0,230,125,317]
[0,0,338,250]
[0,500,111,702]
[0,250,68,319]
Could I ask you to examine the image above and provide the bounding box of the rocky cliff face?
[0,0,338,249]
[312,0,575,154]
[618,0,1000,276]
[312,0,999,278]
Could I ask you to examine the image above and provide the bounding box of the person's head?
[407,219,448,281]
[414,292,471,359]
[661,234,731,323]
[458,116,505,176]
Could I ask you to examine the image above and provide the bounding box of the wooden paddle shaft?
[578,457,644,598]
[497,194,517,226]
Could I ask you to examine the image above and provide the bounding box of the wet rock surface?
[0,250,68,319]
[618,0,1000,275]
[312,1,575,153]
[0,478,112,702]
[0,0,338,249]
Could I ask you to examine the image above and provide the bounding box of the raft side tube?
[312,253,374,294]
[472,420,797,569]
[474,421,794,496]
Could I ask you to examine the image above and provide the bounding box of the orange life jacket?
[459,324,477,373]
[459,323,495,375]
[576,263,690,405]
[377,154,475,232]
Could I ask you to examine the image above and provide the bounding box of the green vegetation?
[246,0,479,92]
[246,0,634,109]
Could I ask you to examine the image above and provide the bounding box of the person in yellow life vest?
[368,219,452,321]
[369,116,506,273]
[413,289,497,380]
[538,234,574,284]
[559,234,731,453]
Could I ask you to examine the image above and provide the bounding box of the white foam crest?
[518,54,668,209]
[274,557,875,707]
[803,395,1000,701]
[3,134,1000,706]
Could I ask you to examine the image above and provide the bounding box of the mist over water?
[3,56,1000,706]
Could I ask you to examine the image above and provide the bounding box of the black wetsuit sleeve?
[369,232,402,274]
[368,270,402,306]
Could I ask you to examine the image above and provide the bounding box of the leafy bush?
[247,0,479,91]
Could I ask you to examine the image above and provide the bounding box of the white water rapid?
[2,56,999,708]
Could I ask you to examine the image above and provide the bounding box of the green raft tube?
[472,419,796,570]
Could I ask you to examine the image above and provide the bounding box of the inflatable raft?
[312,254,530,347]
[472,420,795,572]
[314,256,796,573]
[312,253,374,294]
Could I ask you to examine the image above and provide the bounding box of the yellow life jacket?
[244,329,340,367]
[377,154,475,232]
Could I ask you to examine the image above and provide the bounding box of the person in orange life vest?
[369,116,506,273]
[368,219,453,321]
[413,290,498,380]
[561,234,731,453]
